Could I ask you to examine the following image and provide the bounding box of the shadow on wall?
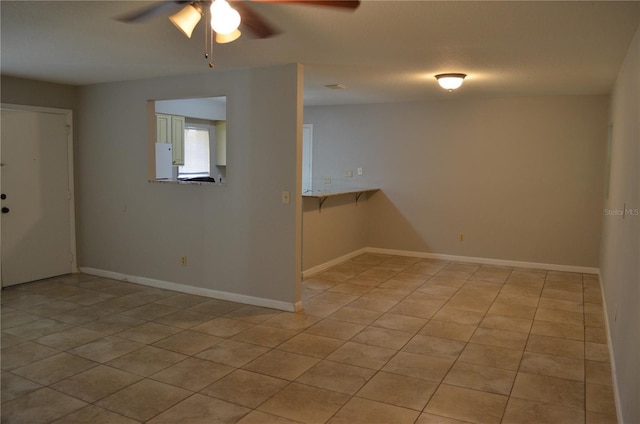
[302,193,371,270]
[366,191,435,254]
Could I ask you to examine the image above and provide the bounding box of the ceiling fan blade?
[116,1,189,23]
[231,1,280,38]
[250,0,360,10]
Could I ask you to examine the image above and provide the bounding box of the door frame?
[0,103,77,286]
[302,124,313,193]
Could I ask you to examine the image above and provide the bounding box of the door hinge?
[65,125,71,135]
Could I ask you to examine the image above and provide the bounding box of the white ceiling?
[1,1,638,105]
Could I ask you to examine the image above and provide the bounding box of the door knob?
[0,194,5,200]
[1,207,9,214]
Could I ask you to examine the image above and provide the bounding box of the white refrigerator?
[155,143,173,179]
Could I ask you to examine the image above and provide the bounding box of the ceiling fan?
[118,0,360,67]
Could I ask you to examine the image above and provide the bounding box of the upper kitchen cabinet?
[156,113,185,166]
[215,121,227,166]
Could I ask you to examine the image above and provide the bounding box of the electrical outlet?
[180,256,187,266]
[345,169,353,178]
[357,167,363,176]
[281,191,290,204]
[459,233,465,242]
[323,176,331,184]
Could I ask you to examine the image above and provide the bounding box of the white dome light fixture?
[435,73,467,91]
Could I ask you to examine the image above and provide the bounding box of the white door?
[1,105,75,287]
[302,124,313,193]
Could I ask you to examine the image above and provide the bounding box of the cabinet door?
[171,115,185,166]
[156,114,171,143]
[215,121,227,166]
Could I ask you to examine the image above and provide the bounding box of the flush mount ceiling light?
[435,73,467,91]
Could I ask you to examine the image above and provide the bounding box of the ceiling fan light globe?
[210,0,242,35]
[216,29,242,44]
[169,4,202,38]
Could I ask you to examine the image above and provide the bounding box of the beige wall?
[600,26,639,424]
[302,194,371,271]
[304,95,608,268]
[1,75,78,111]
[75,64,303,309]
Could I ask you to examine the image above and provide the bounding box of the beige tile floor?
[1,253,617,423]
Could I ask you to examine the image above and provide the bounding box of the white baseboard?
[81,247,599,313]
[80,267,298,312]
[302,248,369,279]
[365,247,600,274]
[598,273,623,423]
[303,247,600,277]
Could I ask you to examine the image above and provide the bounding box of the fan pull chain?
[204,6,209,60]
[203,4,214,68]
[209,28,215,68]
[204,4,211,61]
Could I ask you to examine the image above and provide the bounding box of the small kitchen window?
[179,127,210,178]
[148,96,227,184]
